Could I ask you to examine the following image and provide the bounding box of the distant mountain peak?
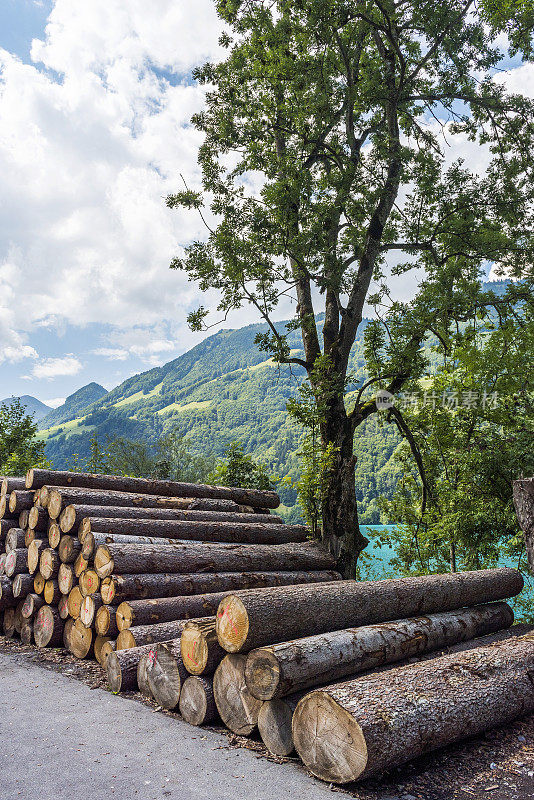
[1,395,52,422]
[39,382,108,430]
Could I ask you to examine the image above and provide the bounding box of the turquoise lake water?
[359,525,533,620]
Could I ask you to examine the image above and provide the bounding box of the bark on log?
[292,632,534,784]
[106,642,173,692]
[13,573,34,598]
[22,593,45,619]
[14,599,25,633]
[116,618,196,650]
[258,695,302,756]
[39,548,60,580]
[61,504,283,535]
[28,539,45,574]
[95,604,119,637]
[0,518,19,536]
[58,594,70,620]
[6,528,26,552]
[68,617,94,658]
[62,617,74,649]
[82,531,189,559]
[47,486,253,519]
[58,535,82,564]
[213,654,263,736]
[80,593,103,628]
[100,569,341,605]
[95,541,335,579]
[78,569,100,597]
[0,496,7,519]
[67,585,83,619]
[34,605,64,647]
[20,619,33,645]
[94,635,112,666]
[44,579,61,605]
[216,568,524,653]
[179,675,218,726]
[181,619,226,676]
[33,573,45,595]
[28,505,48,532]
[18,510,30,530]
[58,563,74,595]
[9,490,35,513]
[80,517,306,546]
[1,477,25,496]
[117,593,242,631]
[245,603,515,700]
[27,468,280,509]
[5,548,29,577]
[3,607,16,636]
[0,575,16,610]
[146,639,189,710]
[136,653,153,698]
[100,639,116,666]
[513,477,534,575]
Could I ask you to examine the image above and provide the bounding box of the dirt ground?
[1,635,533,800]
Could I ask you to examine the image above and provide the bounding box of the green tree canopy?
[0,398,47,476]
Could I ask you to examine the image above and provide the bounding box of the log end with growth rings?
[213,654,263,736]
[216,595,249,653]
[180,626,208,675]
[244,647,280,700]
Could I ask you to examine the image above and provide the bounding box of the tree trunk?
[292,631,534,784]
[0,553,5,576]
[6,528,26,552]
[257,695,303,756]
[26,469,280,509]
[95,604,119,637]
[1,476,26,496]
[28,539,45,574]
[20,619,33,645]
[82,531,195,560]
[44,579,61,605]
[58,563,74,595]
[63,504,283,535]
[13,573,34,598]
[146,639,189,710]
[80,593,103,628]
[80,517,306,546]
[0,518,20,536]
[8,490,35,514]
[94,540,335,579]
[216,567,523,653]
[321,413,368,578]
[100,569,341,605]
[24,528,37,547]
[47,523,61,549]
[100,639,116,666]
[58,594,70,619]
[78,569,100,597]
[39,548,60,580]
[116,617,202,650]
[181,619,226,676]
[136,653,153,697]
[513,477,534,575]
[94,635,113,666]
[5,548,28,577]
[18,510,30,530]
[58,535,82,564]
[67,617,94,658]
[28,505,48,532]
[179,675,218,726]
[106,643,160,692]
[67,585,83,619]
[213,654,263,735]
[33,572,45,595]
[245,603,514,700]
[74,553,88,577]
[117,593,248,631]
[22,593,45,619]
[14,599,25,633]
[0,575,16,610]
[3,607,16,636]
[34,605,64,647]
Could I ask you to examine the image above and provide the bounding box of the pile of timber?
[0,467,339,661]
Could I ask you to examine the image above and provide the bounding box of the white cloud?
[92,347,129,361]
[29,354,83,379]
[42,396,66,408]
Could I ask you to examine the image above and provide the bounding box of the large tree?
[170,0,534,575]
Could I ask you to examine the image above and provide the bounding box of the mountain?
[39,383,108,430]
[1,395,52,422]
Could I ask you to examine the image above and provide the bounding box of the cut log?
[0,496,7,518]
[213,654,263,735]
[44,579,61,605]
[38,486,50,508]
[258,695,302,756]
[22,593,45,619]
[1,476,26,496]
[106,643,174,693]
[33,573,45,594]
[181,619,226,676]
[116,618,196,650]
[79,517,306,546]
[95,604,119,637]
[94,635,112,666]
[245,603,515,700]
[0,553,5,576]
[19,510,30,530]
[80,593,103,628]
[24,528,37,547]
[14,599,25,633]
[292,632,534,784]
[39,548,60,580]
[146,639,189,710]
[179,675,217,726]
[13,573,34,598]
[68,617,94,658]
[136,653,153,698]
[58,563,74,595]
[9,490,35,513]
[20,619,33,645]
[28,505,48,532]
[79,569,100,597]
[0,575,16,610]
[63,617,74,649]
[6,528,26,552]
[67,585,83,619]
[3,607,16,637]
[27,468,280,509]
[100,569,340,605]
[57,594,70,620]
[47,487,253,519]
[34,605,64,647]
[513,477,534,575]
[0,518,19,536]
[95,540,335,579]
[61,504,284,535]
[117,593,239,631]
[100,639,116,666]
[216,568,524,653]
[47,523,61,549]
[81,531,186,560]
[58,535,82,563]
[74,552,88,577]
[5,548,29,577]
[28,539,45,574]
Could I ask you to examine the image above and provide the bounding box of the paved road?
[0,651,338,800]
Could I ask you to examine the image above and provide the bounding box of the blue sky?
[0,2,531,409]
